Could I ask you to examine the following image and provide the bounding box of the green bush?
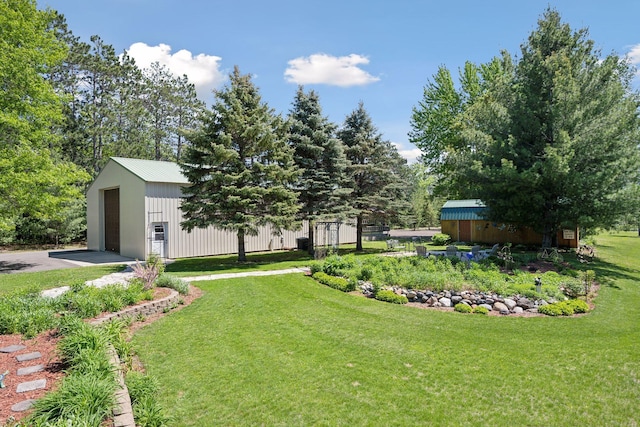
[538,299,589,316]
[431,233,451,246]
[538,303,563,316]
[567,299,590,314]
[374,289,408,304]
[312,272,355,292]
[454,303,472,313]
[473,306,489,315]
[321,254,356,277]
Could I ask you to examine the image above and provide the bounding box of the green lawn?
[131,232,640,426]
[0,265,125,295]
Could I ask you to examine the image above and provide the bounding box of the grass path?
[132,233,640,426]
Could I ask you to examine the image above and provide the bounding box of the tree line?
[1,0,431,250]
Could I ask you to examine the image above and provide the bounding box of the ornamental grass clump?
[26,318,118,427]
[126,371,171,427]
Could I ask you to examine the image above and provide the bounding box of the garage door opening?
[104,188,120,253]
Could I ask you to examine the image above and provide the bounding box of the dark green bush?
[374,289,408,304]
[454,303,472,313]
[322,254,357,277]
[312,272,354,292]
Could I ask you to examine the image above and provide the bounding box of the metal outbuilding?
[87,157,356,260]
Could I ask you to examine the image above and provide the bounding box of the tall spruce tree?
[288,87,351,254]
[180,67,299,262]
[338,102,409,251]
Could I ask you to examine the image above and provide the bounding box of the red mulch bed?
[0,285,203,424]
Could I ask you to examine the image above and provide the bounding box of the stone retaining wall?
[91,289,181,325]
[91,288,181,427]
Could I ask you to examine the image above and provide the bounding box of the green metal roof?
[440,199,487,221]
[111,157,190,184]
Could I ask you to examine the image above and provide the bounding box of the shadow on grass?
[166,247,387,274]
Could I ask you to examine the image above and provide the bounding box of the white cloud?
[393,143,422,164]
[126,42,225,101]
[284,53,380,87]
[628,43,640,66]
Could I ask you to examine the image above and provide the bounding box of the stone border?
[91,288,181,325]
[90,288,181,427]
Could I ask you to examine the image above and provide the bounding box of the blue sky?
[41,0,640,163]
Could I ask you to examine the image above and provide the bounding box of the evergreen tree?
[180,67,299,262]
[288,87,351,254]
[338,102,409,251]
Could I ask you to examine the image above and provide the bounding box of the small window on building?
[154,224,165,241]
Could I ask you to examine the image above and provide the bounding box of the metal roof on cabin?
[110,157,190,184]
[441,199,486,209]
[440,199,487,221]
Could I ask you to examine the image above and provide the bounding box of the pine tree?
[338,103,409,251]
[288,87,351,254]
[180,67,299,262]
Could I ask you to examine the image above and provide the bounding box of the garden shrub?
[431,233,451,246]
[312,272,354,292]
[454,303,472,313]
[156,274,190,295]
[321,254,357,277]
[473,306,489,315]
[538,299,589,316]
[538,303,563,316]
[567,299,590,314]
[374,289,408,304]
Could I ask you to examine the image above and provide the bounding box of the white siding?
[144,182,357,259]
[88,158,357,261]
[86,162,147,259]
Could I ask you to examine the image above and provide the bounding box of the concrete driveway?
[0,249,135,274]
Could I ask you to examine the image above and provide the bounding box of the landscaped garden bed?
[0,268,198,426]
[310,252,596,316]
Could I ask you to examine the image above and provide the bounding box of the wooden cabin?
[439,199,578,248]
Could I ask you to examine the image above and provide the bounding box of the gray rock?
[486,298,495,305]
[406,291,417,300]
[518,298,534,309]
[493,301,509,313]
[451,295,463,304]
[439,297,452,307]
[512,306,524,314]
[503,298,517,310]
[479,304,493,311]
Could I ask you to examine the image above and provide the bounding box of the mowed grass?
[0,265,125,295]
[131,232,640,426]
